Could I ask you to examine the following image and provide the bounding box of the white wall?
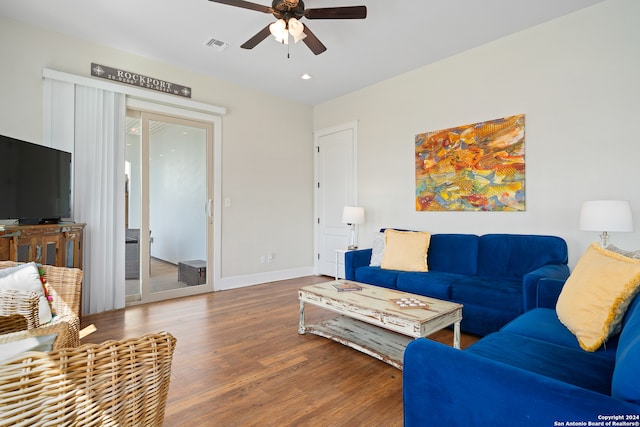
[149,124,207,264]
[313,0,640,268]
[0,15,315,282]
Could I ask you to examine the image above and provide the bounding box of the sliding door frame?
[126,99,223,299]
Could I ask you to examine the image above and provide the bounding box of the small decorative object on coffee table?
[298,280,463,369]
[390,297,428,309]
[332,280,363,292]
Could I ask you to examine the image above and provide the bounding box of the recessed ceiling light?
[300,74,312,80]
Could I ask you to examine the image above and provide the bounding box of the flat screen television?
[0,135,72,224]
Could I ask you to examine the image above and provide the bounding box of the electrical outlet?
[267,253,274,263]
[260,255,266,264]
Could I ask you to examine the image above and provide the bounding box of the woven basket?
[0,261,83,349]
[0,331,177,426]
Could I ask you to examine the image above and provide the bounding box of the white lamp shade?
[342,206,365,225]
[579,200,634,232]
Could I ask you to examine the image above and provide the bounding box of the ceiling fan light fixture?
[269,18,286,38]
[292,31,307,43]
[209,0,366,55]
[288,18,306,43]
[287,18,303,35]
[274,33,289,44]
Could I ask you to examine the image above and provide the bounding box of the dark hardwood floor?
[81,276,479,427]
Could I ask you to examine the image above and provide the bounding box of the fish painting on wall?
[415,114,525,211]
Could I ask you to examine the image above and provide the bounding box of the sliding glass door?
[125,110,213,304]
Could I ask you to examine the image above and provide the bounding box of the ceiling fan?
[208,0,367,55]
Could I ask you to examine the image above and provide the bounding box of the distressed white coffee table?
[298,280,463,369]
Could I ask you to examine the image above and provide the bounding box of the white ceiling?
[0,0,604,105]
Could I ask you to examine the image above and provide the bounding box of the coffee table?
[298,280,463,369]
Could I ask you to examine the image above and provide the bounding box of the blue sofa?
[345,233,570,336]
[403,278,640,426]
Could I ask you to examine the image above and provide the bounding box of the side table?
[335,248,361,280]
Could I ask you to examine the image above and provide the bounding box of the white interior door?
[315,121,358,277]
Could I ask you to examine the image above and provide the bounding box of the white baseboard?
[219,266,315,291]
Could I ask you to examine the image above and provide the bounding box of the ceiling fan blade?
[304,6,367,20]
[302,25,327,55]
[208,0,272,14]
[240,24,272,49]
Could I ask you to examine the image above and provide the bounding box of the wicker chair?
[0,331,176,427]
[0,288,39,333]
[0,261,83,349]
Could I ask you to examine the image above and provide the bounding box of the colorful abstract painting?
[415,114,525,211]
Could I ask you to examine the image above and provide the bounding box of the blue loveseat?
[403,277,640,426]
[345,233,570,336]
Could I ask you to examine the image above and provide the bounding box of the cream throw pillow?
[605,244,640,259]
[0,334,58,362]
[380,230,430,272]
[0,262,52,325]
[369,232,385,267]
[556,243,640,352]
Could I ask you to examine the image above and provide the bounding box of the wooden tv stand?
[0,223,85,269]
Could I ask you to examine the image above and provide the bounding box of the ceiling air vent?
[205,38,229,51]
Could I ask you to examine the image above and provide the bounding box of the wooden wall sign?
[90,63,192,98]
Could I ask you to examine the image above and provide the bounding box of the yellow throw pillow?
[380,230,431,272]
[556,243,640,352]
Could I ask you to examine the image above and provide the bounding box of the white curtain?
[73,86,126,315]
